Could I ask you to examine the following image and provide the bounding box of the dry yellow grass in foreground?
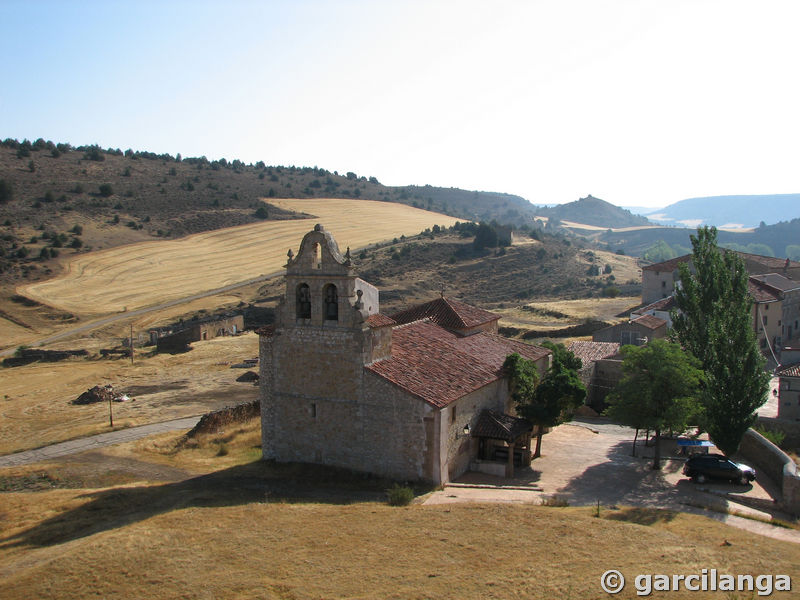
[1,422,797,598]
[18,199,460,316]
[0,334,259,455]
[1,488,797,598]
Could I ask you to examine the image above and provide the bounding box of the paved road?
[0,270,285,358]
[0,416,202,468]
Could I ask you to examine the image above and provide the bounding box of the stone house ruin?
[154,314,244,353]
[258,225,551,484]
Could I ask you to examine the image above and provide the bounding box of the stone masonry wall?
[739,428,800,516]
[441,380,508,482]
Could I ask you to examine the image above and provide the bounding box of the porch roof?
[471,409,532,442]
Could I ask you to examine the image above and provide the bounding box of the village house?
[567,341,622,410]
[640,253,800,366]
[641,252,800,305]
[591,314,667,346]
[258,225,551,484]
[776,362,800,421]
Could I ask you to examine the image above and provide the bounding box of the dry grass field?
[0,333,259,455]
[17,199,460,317]
[1,426,798,599]
[495,296,642,335]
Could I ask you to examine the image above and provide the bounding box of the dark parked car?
[682,453,756,485]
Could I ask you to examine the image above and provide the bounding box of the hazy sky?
[2,1,799,209]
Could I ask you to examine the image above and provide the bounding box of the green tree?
[786,245,800,261]
[643,240,676,263]
[254,206,269,219]
[605,340,703,469]
[506,344,586,458]
[473,222,498,250]
[671,226,770,456]
[0,179,12,203]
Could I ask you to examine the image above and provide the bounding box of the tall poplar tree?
[671,226,770,456]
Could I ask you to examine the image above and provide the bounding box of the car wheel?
[695,474,707,484]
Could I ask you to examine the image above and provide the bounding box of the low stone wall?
[738,428,800,516]
[757,416,800,448]
[188,400,261,436]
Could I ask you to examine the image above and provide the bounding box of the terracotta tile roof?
[567,341,621,364]
[738,252,800,274]
[630,314,667,330]
[366,314,396,328]
[643,251,800,276]
[634,296,676,314]
[641,255,692,272]
[776,362,800,377]
[471,410,532,442]
[390,296,499,331]
[750,273,800,292]
[255,325,275,337]
[365,320,550,408]
[748,278,781,303]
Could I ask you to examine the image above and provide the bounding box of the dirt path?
[0,416,201,468]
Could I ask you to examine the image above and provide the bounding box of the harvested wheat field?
[18,199,461,317]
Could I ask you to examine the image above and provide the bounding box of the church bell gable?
[279,224,374,329]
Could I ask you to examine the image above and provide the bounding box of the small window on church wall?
[311,403,317,418]
[314,243,322,269]
[324,284,338,321]
[296,283,311,319]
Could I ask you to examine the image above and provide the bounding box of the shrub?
[0,179,12,203]
[755,426,786,448]
[254,206,269,219]
[604,264,613,274]
[71,224,83,235]
[99,183,114,197]
[216,442,229,456]
[540,494,569,507]
[602,285,621,298]
[386,483,414,506]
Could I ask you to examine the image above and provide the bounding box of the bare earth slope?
[18,199,459,316]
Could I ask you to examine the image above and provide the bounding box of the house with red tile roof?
[567,341,623,409]
[776,362,800,421]
[591,314,668,346]
[259,226,551,484]
[641,252,800,305]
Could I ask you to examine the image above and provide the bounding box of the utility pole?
[109,393,114,428]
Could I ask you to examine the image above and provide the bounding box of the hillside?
[0,138,539,285]
[593,219,800,260]
[537,195,651,228]
[647,194,800,228]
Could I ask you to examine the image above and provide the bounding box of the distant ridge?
[646,194,800,228]
[539,195,651,228]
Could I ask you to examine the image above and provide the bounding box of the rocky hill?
[537,195,651,228]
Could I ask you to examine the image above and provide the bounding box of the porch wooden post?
[524,432,532,466]
[506,441,515,478]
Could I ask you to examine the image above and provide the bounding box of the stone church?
[258,225,551,484]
